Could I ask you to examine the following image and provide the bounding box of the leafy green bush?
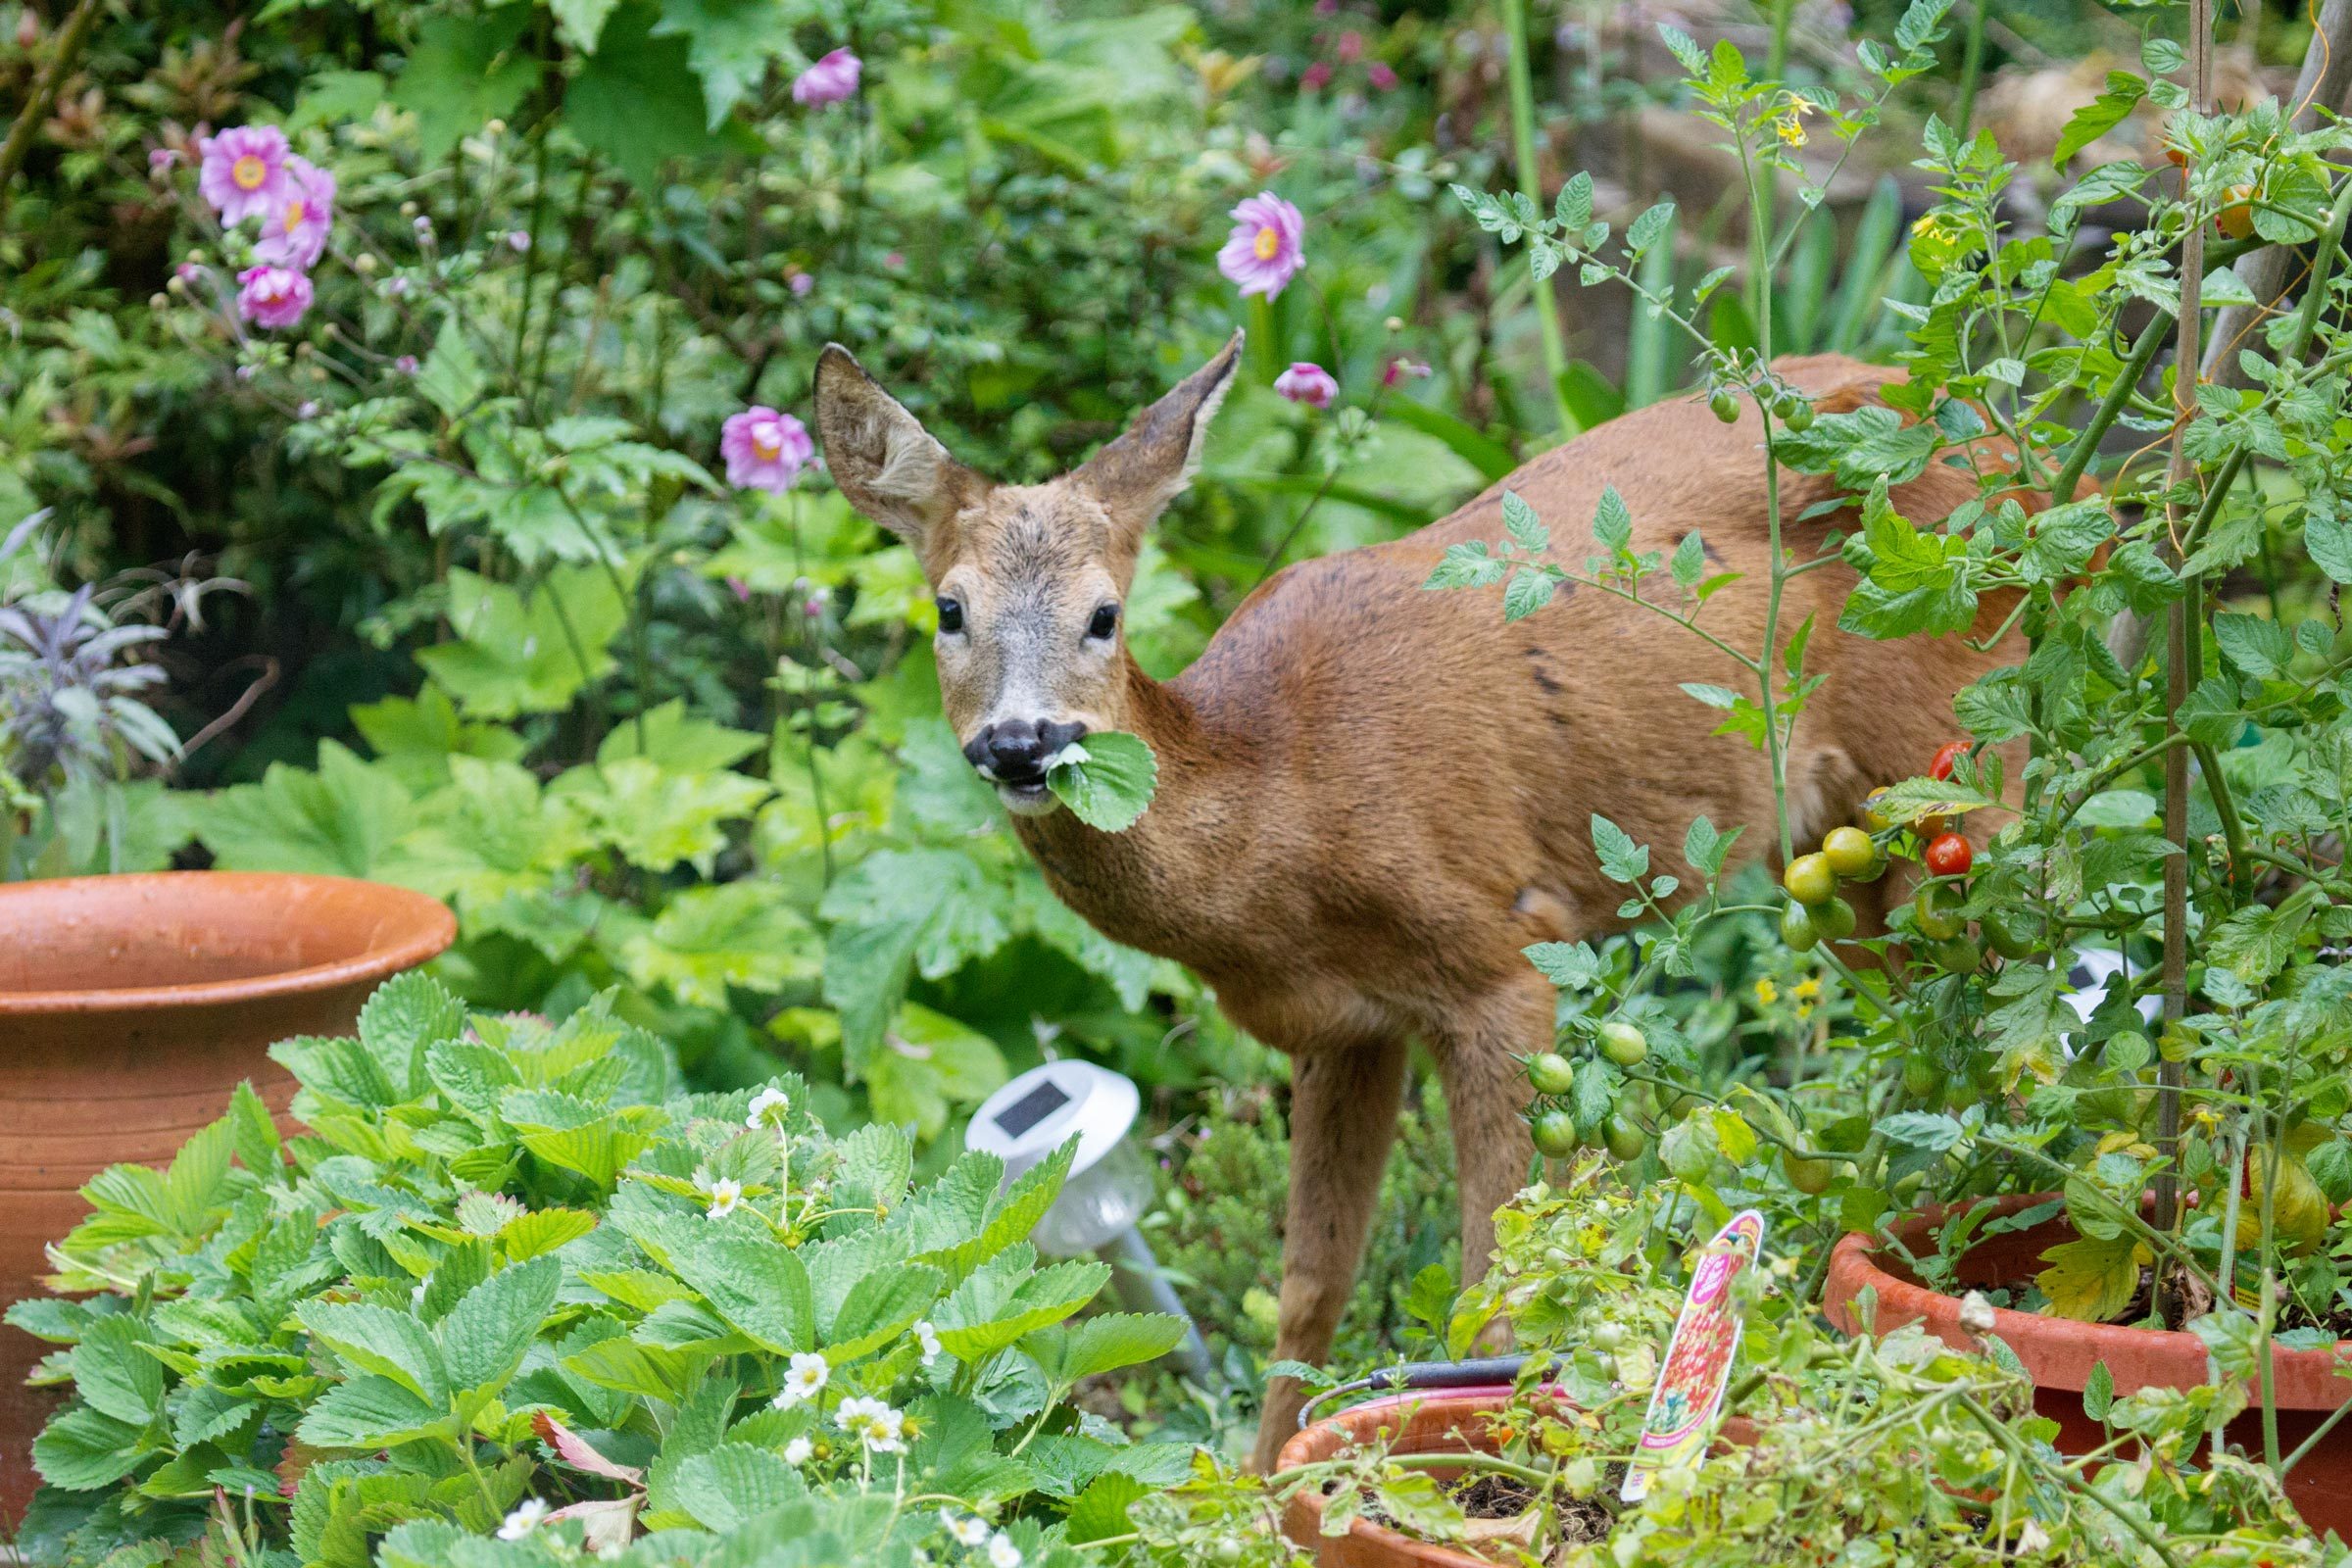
[14,973,1190,1566]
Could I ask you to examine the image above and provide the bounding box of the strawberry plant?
[12,973,1191,1565]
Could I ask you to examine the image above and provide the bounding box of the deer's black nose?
[965,718,1089,783]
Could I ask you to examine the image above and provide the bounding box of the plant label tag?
[1620,1207,1766,1503]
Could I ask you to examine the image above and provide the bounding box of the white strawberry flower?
[941,1511,991,1546]
[497,1498,550,1540]
[706,1177,744,1219]
[746,1085,791,1130]
[988,1531,1023,1568]
[837,1395,907,1452]
[773,1351,829,1407]
[784,1435,814,1465]
[915,1319,943,1367]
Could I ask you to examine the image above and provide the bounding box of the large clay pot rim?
[0,872,456,1015]
[1830,1193,2352,1375]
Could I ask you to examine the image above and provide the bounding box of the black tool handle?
[1297,1354,1541,1428]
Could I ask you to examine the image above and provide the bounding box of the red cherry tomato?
[1925,832,1974,878]
[1929,741,1968,781]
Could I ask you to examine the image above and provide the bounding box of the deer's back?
[1161,355,2020,1020]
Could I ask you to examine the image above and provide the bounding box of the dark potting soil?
[1994,1265,2352,1339]
[1354,1470,1615,1560]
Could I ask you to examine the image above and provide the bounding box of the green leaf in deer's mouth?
[1045,731,1158,832]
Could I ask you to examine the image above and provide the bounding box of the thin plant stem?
[1500,0,1578,435]
[2049,309,2173,504]
[1954,0,1992,135]
[0,0,103,220]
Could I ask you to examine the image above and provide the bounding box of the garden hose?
[1296,1354,1540,1429]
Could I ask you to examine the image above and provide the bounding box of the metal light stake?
[966,1061,1219,1388]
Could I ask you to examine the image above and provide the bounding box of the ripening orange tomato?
[2218,185,2257,240]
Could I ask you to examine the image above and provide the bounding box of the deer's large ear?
[1074,331,1242,542]
[813,344,984,552]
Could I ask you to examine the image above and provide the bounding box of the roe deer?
[812,335,2030,1469]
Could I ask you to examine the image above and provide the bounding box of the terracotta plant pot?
[1278,1391,1518,1568]
[1825,1193,2352,1535]
[1276,1389,1756,1567]
[0,872,455,1521]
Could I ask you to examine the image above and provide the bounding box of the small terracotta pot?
[0,872,455,1521]
[1825,1194,2352,1534]
[1275,1389,1756,1567]
[1277,1392,1517,1568]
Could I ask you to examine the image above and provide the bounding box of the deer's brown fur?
[814,338,2029,1470]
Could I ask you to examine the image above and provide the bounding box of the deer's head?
[814,335,1239,814]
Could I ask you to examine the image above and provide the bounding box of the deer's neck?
[1009,658,1263,968]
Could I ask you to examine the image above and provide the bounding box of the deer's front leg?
[1250,1033,1410,1472]
[1435,975,1550,1305]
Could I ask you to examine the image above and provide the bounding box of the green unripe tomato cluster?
[1523,1018,1658,1165]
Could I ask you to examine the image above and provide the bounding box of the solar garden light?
[967,1060,1220,1388]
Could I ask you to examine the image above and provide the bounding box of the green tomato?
[1598,1020,1648,1066]
[1931,934,1984,975]
[1780,399,1815,432]
[1783,853,1838,908]
[1784,1152,1834,1194]
[1901,1054,1937,1099]
[1913,885,1967,941]
[1604,1116,1649,1161]
[1822,825,1885,883]
[1532,1108,1581,1158]
[1709,387,1740,422]
[1814,896,1857,943]
[1780,900,1821,952]
[1981,906,2038,961]
[1528,1052,1578,1096]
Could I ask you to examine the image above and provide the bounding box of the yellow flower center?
[1253,225,1281,261]
[282,199,306,231]
[232,154,268,190]
[752,427,783,461]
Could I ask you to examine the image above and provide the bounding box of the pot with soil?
[1278,1391,1574,1568]
[0,871,456,1520]
[1276,1390,1757,1566]
[1825,1193,2352,1536]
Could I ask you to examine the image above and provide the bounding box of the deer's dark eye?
[1088,603,1120,641]
[936,597,964,634]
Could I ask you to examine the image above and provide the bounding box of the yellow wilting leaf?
[2236,1153,2330,1257]
[2036,1235,2150,1323]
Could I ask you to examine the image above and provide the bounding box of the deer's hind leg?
[1250,1027,1412,1472]
[1432,972,1550,1306]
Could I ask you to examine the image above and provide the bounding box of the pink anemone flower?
[198,124,291,224]
[1217,191,1306,300]
[253,156,335,270]
[721,407,814,491]
[235,265,313,329]
[793,48,862,106]
[1274,362,1339,409]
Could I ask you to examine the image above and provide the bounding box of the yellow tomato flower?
[1791,976,1823,1002]
[1753,978,1780,1006]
